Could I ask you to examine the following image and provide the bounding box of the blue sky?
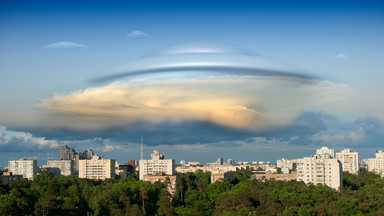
[1,0,384,166]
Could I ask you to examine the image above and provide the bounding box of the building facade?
[296,154,343,190]
[276,158,297,170]
[0,172,23,185]
[139,149,175,180]
[142,174,177,195]
[336,148,359,174]
[8,159,37,180]
[211,172,230,183]
[367,150,384,176]
[46,160,74,176]
[78,155,115,180]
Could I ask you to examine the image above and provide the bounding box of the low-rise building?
[211,172,230,183]
[0,172,23,185]
[142,174,177,195]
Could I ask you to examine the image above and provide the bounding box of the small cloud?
[43,41,88,49]
[334,53,348,59]
[127,30,149,38]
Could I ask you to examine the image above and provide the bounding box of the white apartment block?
[46,160,74,176]
[139,149,175,180]
[296,154,343,190]
[8,159,37,180]
[367,150,384,176]
[276,158,297,170]
[78,155,115,180]
[336,148,359,174]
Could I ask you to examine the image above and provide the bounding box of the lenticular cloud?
[39,44,353,130]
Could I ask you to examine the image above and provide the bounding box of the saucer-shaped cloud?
[334,53,348,59]
[127,30,149,38]
[39,44,353,131]
[91,43,314,83]
[43,41,88,49]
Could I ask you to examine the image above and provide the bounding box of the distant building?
[78,155,115,180]
[0,172,23,185]
[296,153,342,190]
[367,150,384,176]
[276,158,297,170]
[46,160,74,176]
[211,172,230,183]
[59,145,95,175]
[142,174,177,195]
[252,172,297,182]
[316,147,335,158]
[217,157,223,165]
[139,149,175,180]
[8,159,37,180]
[227,159,235,165]
[336,148,359,174]
[60,145,76,160]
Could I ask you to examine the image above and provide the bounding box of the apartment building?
[296,153,343,190]
[8,159,37,180]
[336,148,359,174]
[367,150,384,176]
[139,149,175,180]
[78,155,115,180]
[46,159,74,176]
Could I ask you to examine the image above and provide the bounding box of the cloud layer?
[43,41,88,49]
[39,75,353,130]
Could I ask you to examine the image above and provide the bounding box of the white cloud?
[127,30,149,38]
[43,41,88,49]
[334,53,348,59]
[0,126,60,150]
[39,75,354,130]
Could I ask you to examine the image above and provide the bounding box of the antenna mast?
[140,135,143,160]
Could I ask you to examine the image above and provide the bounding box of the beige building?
[367,150,384,176]
[142,174,177,195]
[276,158,297,170]
[46,160,74,176]
[296,153,343,190]
[336,148,359,174]
[78,155,115,180]
[139,150,175,180]
[211,172,230,183]
[8,159,37,180]
[252,172,297,181]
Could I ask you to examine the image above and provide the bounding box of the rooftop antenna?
[141,135,143,160]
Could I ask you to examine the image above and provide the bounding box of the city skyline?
[1,0,384,166]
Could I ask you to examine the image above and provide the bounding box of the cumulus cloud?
[0,126,60,152]
[127,30,149,38]
[43,41,88,49]
[38,75,353,130]
[334,53,348,59]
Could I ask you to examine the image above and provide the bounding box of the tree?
[157,190,174,216]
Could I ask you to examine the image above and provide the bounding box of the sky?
[1,0,384,166]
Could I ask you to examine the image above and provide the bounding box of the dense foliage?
[0,171,383,216]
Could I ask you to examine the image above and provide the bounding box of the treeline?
[0,170,383,216]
